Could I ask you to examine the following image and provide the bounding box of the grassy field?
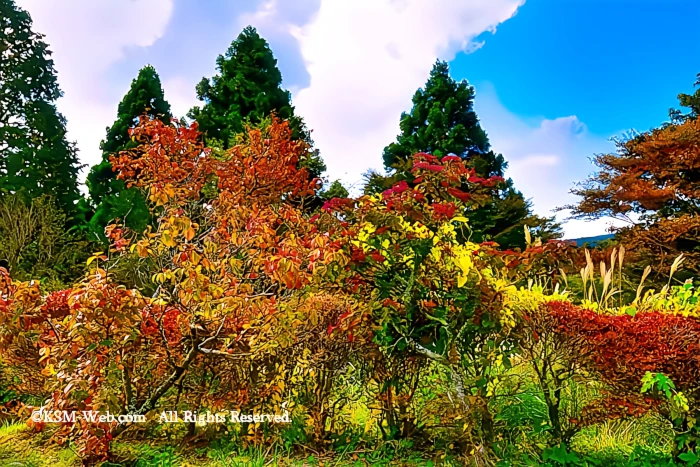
[0,422,464,467]
[0,360,679,467]
[0,415,678,467]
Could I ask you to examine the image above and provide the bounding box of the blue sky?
[16,0,700,238]
[458,0,700,135]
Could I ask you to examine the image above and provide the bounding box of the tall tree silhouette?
[188,26,325,179]
[380,60,559,247]
[0,0,82,215]
[86,65,172,240]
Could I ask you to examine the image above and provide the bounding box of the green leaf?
[679,451,699,465]
[424,312,448,326]
[543,444,580,465]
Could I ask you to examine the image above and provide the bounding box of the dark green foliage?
[321,179,349,200]
[188,26,325,179]
[188,25,294,146]
[473,188,562,248]
[0,194,88,288]
[99,65,172,162]
[671,73,700,122]
[86,65,172,240]
[382,60,494,173]
[0,0,82,216]
[362,169,390,197]
[380,60,560,248]
[300,149,326,182]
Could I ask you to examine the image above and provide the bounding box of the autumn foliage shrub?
[275,293,370,442]
[548,301,700,397]
[4,111,699,464]
[506,290,594,445]
[484,237,700,458]
[0,116,333,460]
[313,151,523,451]
[546,299,700,455]
[0,277,49,404]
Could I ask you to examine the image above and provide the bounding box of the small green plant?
[542,443,586,466]
[641,373,689,421]
[132,445,182,467]
[640,372,699,463]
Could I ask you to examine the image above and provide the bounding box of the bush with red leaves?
[140,306,183,345]
[549,301,700,393]
[483,240,580,284]
[41,289,72,319]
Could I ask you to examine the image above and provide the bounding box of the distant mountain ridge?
[568,234,614,247]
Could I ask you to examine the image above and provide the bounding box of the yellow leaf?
[42,364,56,376]
[38,347,50,363]
[457,274,468,288]
[162,232,177,248]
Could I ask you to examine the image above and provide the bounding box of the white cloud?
[475,83,627,238]
[17,0,174,180]
[12,0,626,239]
[162,76,199,121]
[239,0,619,238]
[281,0,526,186]
[237,0,319,93]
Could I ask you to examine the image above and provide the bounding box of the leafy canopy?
[568,75,700,276]
[188,26,325,179]
[382,61,494,173]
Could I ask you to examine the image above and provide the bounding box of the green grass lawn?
[0,422,464,467]
[0,417,679,467]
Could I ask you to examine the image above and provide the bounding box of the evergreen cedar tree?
[322,179,350,200]
[86,65,172,240]
[188,26,325,180]
[0,0,82,216]
[380,60,560,248]
[567,73,700,277]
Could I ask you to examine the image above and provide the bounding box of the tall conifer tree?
[86,65,172,239]
[189,26,325,179]
[0,0,81,215]
[380,60,559,247]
